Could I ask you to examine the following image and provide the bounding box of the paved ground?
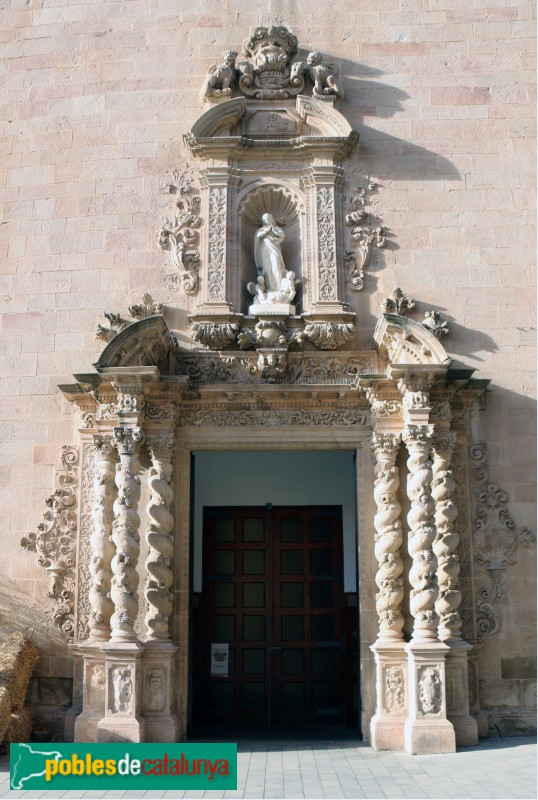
[1,737,535,799]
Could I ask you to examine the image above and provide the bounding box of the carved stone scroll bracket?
[404,643,456,755]
[470,441,536,640]
[159,168,201,295]
[20,445,79,641]
[303,320,355,350]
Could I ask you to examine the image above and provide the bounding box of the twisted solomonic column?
[431,433,462,641]
[402,424,440,642]
[372,432,404,642]
[88,435,116,641]
[110,426,144,642]
[145,432,175,641]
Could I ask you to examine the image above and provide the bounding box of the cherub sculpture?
[305,51,344,100]
[200,50,238,101]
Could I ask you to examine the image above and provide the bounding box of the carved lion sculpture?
[306,51,344,99]
[200,50,238,101]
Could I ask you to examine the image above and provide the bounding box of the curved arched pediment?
[373,313,453,367]
[188,97,247,139]
[296,95,356,139]
[93,316,177,372]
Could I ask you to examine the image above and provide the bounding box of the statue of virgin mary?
[248,213,297,311]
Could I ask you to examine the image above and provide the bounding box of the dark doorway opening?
[192,505,358,734]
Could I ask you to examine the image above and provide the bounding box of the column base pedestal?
[404,718,456,755]
[142,641,180,743]
[97,715,145,743]
[404,640,456,755]
[370,640,407,750]
[450,714,479,746]
[96,640,145,744]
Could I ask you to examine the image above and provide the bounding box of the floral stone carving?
[95,294,164,344]
[382,288,415,316]
[20,446,79,639]
[422,311,450,340]
[159,168,201,295]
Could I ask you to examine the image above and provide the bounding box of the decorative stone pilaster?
[432,432,478,745]
[88,434,116,641]
[145,432,175,642]
[110,426,144,642]
[74,645,107,742]
[369,430,408,749]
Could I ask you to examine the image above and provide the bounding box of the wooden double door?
[196,505,347,726]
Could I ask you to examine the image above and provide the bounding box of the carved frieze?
[20,446,79,640]
[177,408,368,428]
[175,352,375,385]
[159,169,201,295]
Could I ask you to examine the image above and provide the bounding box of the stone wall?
[0,0,535,735]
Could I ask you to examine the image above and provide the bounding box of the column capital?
[371,431,401,462]
[403,424,434,448]
[92,433,116,460]
[146,431,176,462]
[114,426,144,456]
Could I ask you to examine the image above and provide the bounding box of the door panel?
[197,505,346,726]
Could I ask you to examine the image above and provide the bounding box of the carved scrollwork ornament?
[470,440,536,639]
[345,182,385,291]
[159,168,201,295]
[20,446,80,639]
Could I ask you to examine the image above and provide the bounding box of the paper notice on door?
[211,643,229,677]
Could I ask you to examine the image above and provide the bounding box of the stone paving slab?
[0,737,535,800]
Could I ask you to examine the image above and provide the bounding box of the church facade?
[1,3,535,754]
